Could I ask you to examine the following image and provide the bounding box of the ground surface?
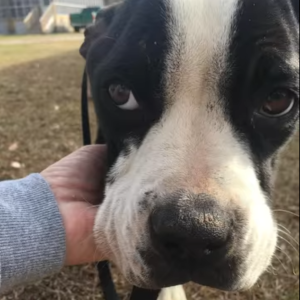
[0,34,299,300]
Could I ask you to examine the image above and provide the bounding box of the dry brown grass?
[0,37,299,300]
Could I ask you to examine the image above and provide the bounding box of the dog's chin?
[124,270,189,291]
[120,252,240,292]
[124,269,240,292]
[125,269,252,293]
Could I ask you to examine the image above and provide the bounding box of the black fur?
[84,0,169,166]
[227,0,299,194]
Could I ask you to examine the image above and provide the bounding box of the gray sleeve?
[0,174,66,295]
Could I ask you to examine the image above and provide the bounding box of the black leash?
[98,262,120,300]
[81,69,160,300]
[81,70,91,146]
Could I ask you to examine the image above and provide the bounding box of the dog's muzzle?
[140,191,242,290]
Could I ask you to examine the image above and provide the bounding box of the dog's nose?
[150,193,232,264]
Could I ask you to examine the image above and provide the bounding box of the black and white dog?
[80,0,299,299]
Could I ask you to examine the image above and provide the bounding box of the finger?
[41,145,107,205]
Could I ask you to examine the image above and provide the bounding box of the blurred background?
[0,1,299,299]
[0,0,117,35]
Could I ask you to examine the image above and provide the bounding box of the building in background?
[0,0,115,35]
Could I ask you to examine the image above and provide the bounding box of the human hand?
[41,145,107,266]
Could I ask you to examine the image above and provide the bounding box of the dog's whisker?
[278,235,299,255]
[273,254,289,274]
[277,223,292,235]
[278,229,299,246]
[276,245,293,263]
[266,264,277,276]
[273,209,300,218]
[265,267,276,275]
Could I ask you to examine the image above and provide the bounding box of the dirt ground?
[0,35,299,300]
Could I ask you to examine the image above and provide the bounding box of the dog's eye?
[109,84,139,110]
[260,89,297,118]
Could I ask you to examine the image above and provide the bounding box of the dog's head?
[81,0,299,291]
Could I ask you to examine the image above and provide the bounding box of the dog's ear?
[80,3,121,59]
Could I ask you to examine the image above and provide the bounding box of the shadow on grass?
[0,51,299,300]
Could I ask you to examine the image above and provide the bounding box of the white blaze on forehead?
[108,0,253,193]
[142,0,245,189]
[165,0,239,99]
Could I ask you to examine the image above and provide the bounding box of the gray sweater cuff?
[0,174,66,294]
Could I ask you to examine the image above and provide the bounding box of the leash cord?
[81,69,160,300]
[81,69,119,300]
[97,262,120,300]
[81,70,91,146]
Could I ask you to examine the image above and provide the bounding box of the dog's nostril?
[150,193,232,264]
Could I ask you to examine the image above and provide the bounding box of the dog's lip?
[137,249,239,290]
[146,262,192,289]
